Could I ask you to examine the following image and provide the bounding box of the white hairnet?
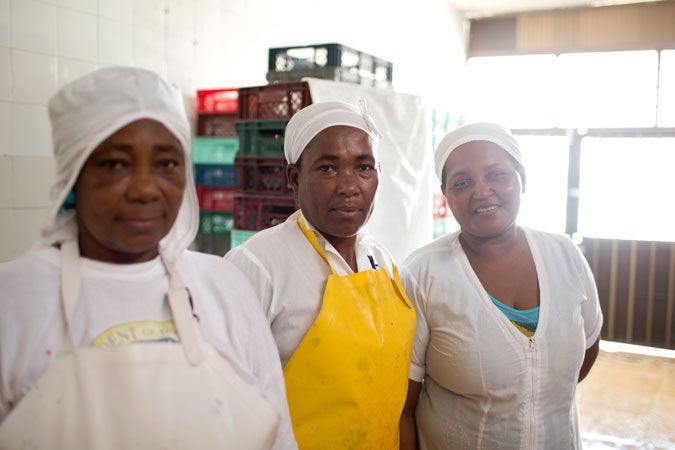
[283,100,383,164]
[434,122,523,181]
[42,66,197,270]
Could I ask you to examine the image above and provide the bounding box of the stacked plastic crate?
[192,88,239,255]
[266,43,393,88]
[231,82,313,247]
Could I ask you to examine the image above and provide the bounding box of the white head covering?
[42,66,198,270]
[434,122,523,181]
[283,100,383,164]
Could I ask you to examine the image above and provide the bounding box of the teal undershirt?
[488,292,539,335]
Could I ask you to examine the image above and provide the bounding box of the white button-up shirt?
[225,210,395,365]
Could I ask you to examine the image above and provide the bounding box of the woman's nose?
[127,167,161,201]
[472,178,493,199]
[336,169,358,195]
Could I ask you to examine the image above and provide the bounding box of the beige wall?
[0,0,467,262]
[469,1,675,56]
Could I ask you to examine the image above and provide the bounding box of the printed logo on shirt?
[91,320,180,347]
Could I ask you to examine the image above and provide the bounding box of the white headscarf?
[283,100,383,164]
[42,66,198,271]
[434,122,523,181]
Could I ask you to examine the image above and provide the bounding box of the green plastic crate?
[192,137,239,164]
[199,211,233,236]
[235,120,287,157]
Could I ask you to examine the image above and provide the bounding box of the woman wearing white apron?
[0,67,297,450]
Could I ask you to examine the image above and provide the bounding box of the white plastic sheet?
[305,78,433,263]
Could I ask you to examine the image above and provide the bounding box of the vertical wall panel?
[583,237,675,350]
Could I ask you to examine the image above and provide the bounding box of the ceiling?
[445,0,654,18]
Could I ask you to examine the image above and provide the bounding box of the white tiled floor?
[578,344,675,449]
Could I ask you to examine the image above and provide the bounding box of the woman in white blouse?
[400,122,603,450]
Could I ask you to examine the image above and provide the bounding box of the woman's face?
[442,140,525,240]
[74,119,186,263]
[287,126,379,245]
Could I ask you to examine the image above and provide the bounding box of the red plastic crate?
[235,156,291,196]
[233,194,298,231]
[196,186,235,212]
[196,88,238,114]
[238,82,312,121]
[196,113,238,137]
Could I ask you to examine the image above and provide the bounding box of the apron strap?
[58,239,204,366]
[167,271,205,366]
[390,264,413,309]
[59,239,81,350]
[297,216,338,275]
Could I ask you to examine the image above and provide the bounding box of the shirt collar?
[295,210,372,273]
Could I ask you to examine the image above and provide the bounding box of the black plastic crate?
[268,43,393,88]
[266,67,393,89]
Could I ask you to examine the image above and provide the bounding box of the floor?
[577,343,675,449]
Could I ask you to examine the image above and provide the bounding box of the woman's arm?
[578,336,600,382]
[399,379,422,450]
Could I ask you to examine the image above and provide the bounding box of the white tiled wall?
[0,0,466,262]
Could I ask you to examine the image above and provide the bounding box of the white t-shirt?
[402,227,603,450]
[224,210,395,366]
[0,246,297,450]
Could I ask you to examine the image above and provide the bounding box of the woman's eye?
[318,165,334,173]
[358,164,375,172]
[452,179,470,189]
[158,159,181,170]
[99,159,126,170]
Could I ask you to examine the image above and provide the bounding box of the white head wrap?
[42,66,198,270]
[434,122,523,181]
[283,100,383,164]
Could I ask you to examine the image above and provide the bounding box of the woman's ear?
[286,164,299,195]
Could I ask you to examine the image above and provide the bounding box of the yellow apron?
[283,217,415,450]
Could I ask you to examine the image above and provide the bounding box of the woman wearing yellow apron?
[226,101,416,449]
[0,67,296,449]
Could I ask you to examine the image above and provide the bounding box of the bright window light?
[517,135,569,234]
[465,55,558,128]
[657,50,675,127]
[557,51,659,128]
[578,137,675,241]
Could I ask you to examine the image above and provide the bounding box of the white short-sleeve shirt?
[401,227,603,450]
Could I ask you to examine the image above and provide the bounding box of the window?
[578,137,675,242]
[517,135,569,234]
[557,51,659,128]
[464,50,675,241]
[464,54,558,128]
[658,50,675,127]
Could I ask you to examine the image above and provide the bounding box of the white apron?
[0,240,279,450]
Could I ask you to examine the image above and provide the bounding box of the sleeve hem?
[409,363,426,382]
[585,316,603,349]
